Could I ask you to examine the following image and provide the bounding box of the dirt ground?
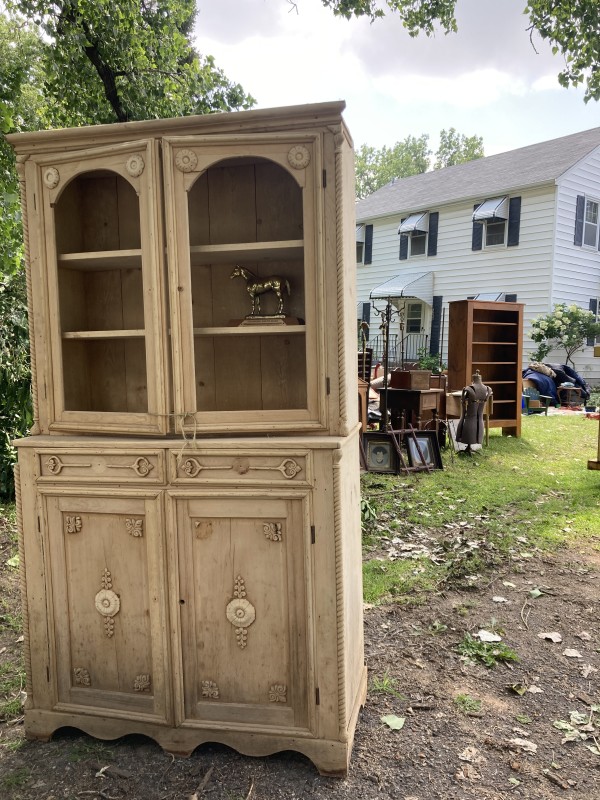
[1,519,600,799]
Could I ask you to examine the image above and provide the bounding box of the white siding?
[554,146,600,383]
[356,185,557,373]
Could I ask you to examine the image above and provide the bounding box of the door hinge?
[322,169,327,188]
[315,687,320,705]
[326,377,331,395]
[310,525,316,544]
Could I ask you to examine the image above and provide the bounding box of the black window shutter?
[504,293,518,303]
[507,196,521,247]
[399,234,408,260]
[429,296,443,355]
[427,211,439,256]
[472,204,483,251]
[588,298,598,346]
[364,224,373,264]
[574,195,585,246]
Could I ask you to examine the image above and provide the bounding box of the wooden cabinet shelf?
[58,250,143,269]
[62,329,146,339]
[189,240,303,265]
[448,299,524,436]
[193,325,305,336]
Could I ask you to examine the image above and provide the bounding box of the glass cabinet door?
[163,136,325,433]
[40,140,169,435]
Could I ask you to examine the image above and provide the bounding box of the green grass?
[456,633,520,668]
[371,670,407,699]
[361,415,600,604]
[454,694,482,714]
[0,662,25,722]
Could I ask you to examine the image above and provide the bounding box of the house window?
[398,211,431,259]
[473,196,509,248]
[584,199,599,247]
[405,302,422,333]
[356,225,365,263]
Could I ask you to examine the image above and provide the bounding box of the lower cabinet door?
[43,490,169,722]
[174,494,312,732]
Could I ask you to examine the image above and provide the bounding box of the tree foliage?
[322,0,600,102]
[6,0,254,124]
[434,128,484,170]
[529,303,600,364]
[355,129,484,199]
[355,134,430,199]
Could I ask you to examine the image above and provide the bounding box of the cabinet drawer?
[169,450,311,486]
[37,450,165,484]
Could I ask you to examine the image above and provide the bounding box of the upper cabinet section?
[9,102,356,437]
[163,137,323,432]
[23,140,170,435]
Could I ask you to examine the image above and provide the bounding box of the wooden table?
[379,387,444,430]
[557,386,583,407]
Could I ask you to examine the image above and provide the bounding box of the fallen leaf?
[508,738,537,753]
[581,664,598,678]
[586,745,600,756]
[458,746,485,763]
[477,629,502,643]
[529,587,543,598]
[576,631,592,641]
[563,648,583,659]
[528,685,544,694]
[16,635,24,643]
[538,632,562,643]
[503,581,517,588]
[570,711,588,726]
[381,714,405,730]
[492,596,509,603]
[510,683,528,696]
[508,777,521,786]
[6,554,19,568]
[516,715,533,724]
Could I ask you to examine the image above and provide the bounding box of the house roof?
[356,127,600,221]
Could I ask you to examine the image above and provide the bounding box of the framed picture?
[405,430,443,470]
[362,432,400,474]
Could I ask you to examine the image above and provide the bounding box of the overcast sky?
[195,0,600,158]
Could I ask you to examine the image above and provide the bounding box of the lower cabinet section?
[16,435,366,776]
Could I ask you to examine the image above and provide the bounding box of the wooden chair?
[523,386,552,415]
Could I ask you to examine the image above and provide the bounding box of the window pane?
[584,221,598,247]
[486,220,506,246]
[585,200,598,224]
[410,232,426,256]
[356,242,364,263]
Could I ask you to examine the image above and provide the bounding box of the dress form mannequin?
[456,371,492,452]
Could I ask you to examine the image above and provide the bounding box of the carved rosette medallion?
[73,667,91,687]
[269,684,287,703]
[175,149,198,172]
[287,145,310,170]
[125,154,145,177]
[125,518,144,537]
[65,515,82,534]
[43,166,60,188]
[226,576,256,649]
[201,680,220,699]
[264,522,282,542]
[134,674,151,692]
[95,569,120,638]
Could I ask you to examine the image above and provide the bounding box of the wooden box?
[390,369,431,389]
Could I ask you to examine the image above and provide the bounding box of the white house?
[355,127,600,384]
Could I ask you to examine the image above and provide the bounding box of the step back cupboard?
[9,102,366,776]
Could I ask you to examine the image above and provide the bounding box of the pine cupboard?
[9,102,366,776]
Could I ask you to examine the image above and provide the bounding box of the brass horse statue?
[230,265,291,317]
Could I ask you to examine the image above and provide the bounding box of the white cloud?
[376,69,529,110]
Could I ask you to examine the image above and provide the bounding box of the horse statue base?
[239,314,286,326]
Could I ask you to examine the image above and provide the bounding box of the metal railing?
[360,333,429,368]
